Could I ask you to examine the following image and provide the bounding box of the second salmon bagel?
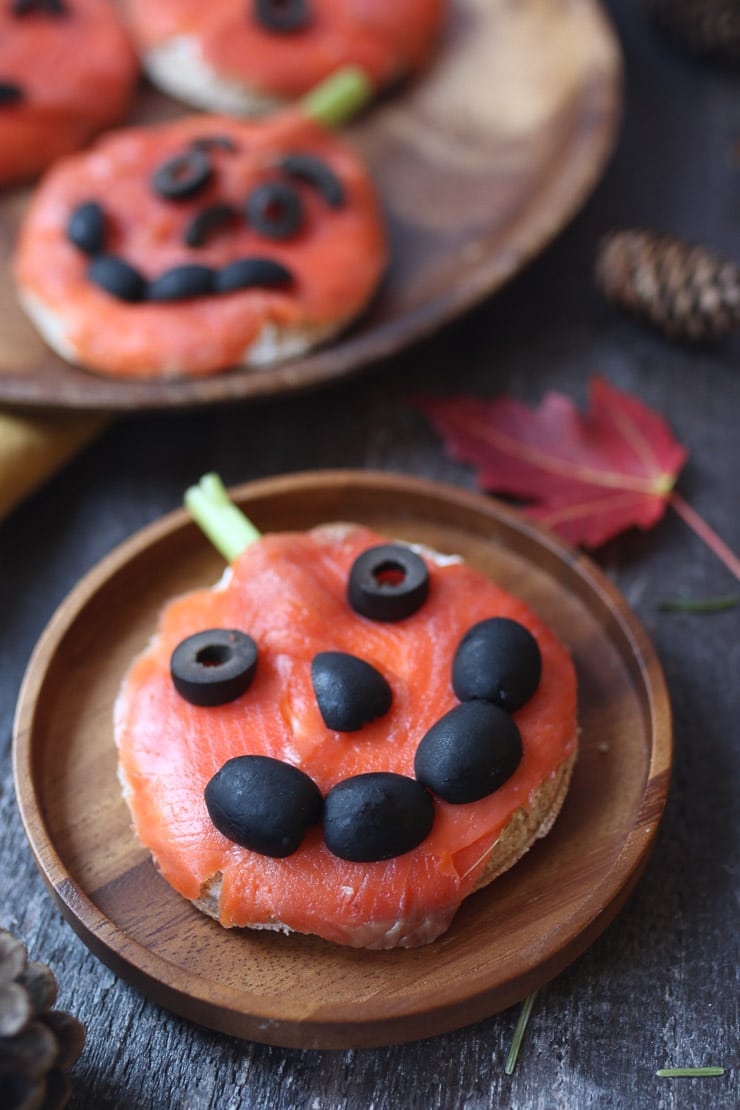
[13,109,387,379]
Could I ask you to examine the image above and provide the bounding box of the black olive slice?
[452,617,542,712]
[183,203,239,248]
[0,83,24,106]
[414,701,523,804]
[13,0,66,15]
[215,257,293,293]
[148,264,216,302]
[311,651,392,732]
[245,181,304,240]
[323,773,435,862]
[254,0,310,34]
[347,543,430,622]
[205,755,323,857]
[152,147,212,201]
[170,629,258,706]
[190,135,237,154]
[279,153,345,208]
[88,255,147,303]
[66,201,106,256]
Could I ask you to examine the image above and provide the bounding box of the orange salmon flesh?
[114,526,578,949]
[0,0,137,186]
[124,0,447,99]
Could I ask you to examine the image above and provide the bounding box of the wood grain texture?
[13,472,671,1048]
[0,0,622,410]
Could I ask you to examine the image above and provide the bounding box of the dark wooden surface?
[1,1,738,1107]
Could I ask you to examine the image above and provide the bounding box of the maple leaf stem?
[669,492,740,581]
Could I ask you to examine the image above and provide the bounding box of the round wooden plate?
[13,471,671,1049]
[0,0,621,411]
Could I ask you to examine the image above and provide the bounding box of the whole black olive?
[452,617,542,711]
[67,201,106,256]
[215,257,293,294]
[152,147,212,201]
[279,153,345,208]
[254,0,310,34]
[88,255,147,303]
[323,772,435,862]
[170,629,258,706]
[245,181,304,240]
[414,701,523,804]
[148,264,216,302]
[347,543,430,622]
[311,651,392,732]
[205,755,323,857]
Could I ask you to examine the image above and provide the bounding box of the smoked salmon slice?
[13,107,387,378]
[115,521,578,949]
[123,0,447,114]
[0,0,137,186]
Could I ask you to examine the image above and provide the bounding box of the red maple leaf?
[416,378,739,579]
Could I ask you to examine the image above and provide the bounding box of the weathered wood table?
[1,2,738,1106]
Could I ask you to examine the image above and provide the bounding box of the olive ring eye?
[245,181,304,240]
[347,544,430,622]
[152,147,213,201]
[170,629,258,706]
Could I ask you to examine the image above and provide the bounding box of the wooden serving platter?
[13,471,671,1049]
[0,0,621,410]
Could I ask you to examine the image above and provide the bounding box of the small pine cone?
[0,929,85,1110]
[595,229,740,342]
[645,0,740,63]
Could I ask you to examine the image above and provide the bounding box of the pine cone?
[0,930,85,1110]
[595,229,740,342]
[645,0,740,63]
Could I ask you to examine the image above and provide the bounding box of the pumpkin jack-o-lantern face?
[123,0,447,114]
[14,111,387,377]
[66,135,350,305]
[176,541,540,863]
[0,0,137,185]
[115,524,578,947]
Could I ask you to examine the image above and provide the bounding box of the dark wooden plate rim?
[12,471,671,1048]
[0,1,622,411]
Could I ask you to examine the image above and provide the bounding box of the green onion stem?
[656,1067,726,1078]
[658,595,739,613]
[184,473,260,563]
[504,991,538,1076]
[300,65,374,130]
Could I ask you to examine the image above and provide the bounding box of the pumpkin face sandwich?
[122,0,447,116]
[113,477,578,950]
[12,72,387,379]
[0,0,137,187]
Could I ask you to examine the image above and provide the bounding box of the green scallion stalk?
[658,595,738,613]
[300,65,374,130]
[184,473,260,563]
[504,991,538,1076]
[656,1067,726,1078]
